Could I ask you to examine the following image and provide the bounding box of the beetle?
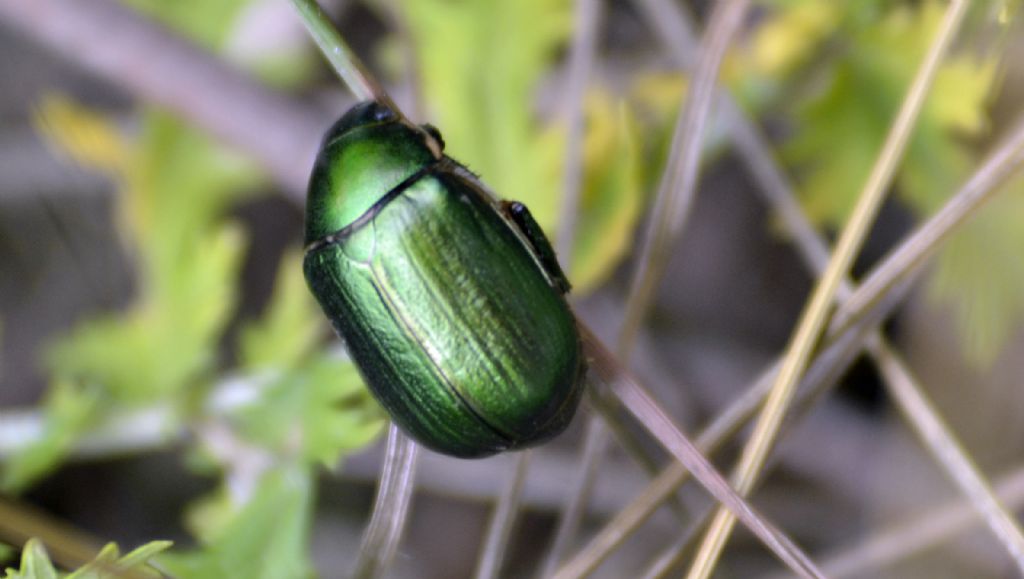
[303,100,586,458]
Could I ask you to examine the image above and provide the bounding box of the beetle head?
[322,100,398,146]
[305,101,439,245]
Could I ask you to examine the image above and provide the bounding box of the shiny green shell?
[303,101,585,458]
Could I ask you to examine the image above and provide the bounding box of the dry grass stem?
[617,0,752,363]
[582,325,826,579]
[555,276,915,578]
[351,425,419,579]
[540,417,611,577]
[868,336,1024,569]
[543,0,609,572]
[756,465,1024,578]
[557,110,1024,568]
[0,498,104,573]
[554,0,602,266]
[830,112,1024,337]
[633,0,1022,573]
[635,0,1024,565]
[686,2,970,576]
[552,1,754,571]
[473,452,531,579]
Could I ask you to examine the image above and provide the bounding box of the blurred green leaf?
[28,65,256,488]
[66,541,171,579]
[235,248,384,464]
[94,541,173,574]
[928,183,1024,366]
[774,0,1018,363]
[785,2,998,223]
[12,0,382,574]
[124,0,253,48]
[296,358,384,465]
[239,252,323,373]
[737,0,841,78]
[1,383,99,493]
[570,95,646,291]
[2,540,57,579]
[46,113,253,404]
[159,468,313,579]
[234,355,384,466]
[401,0,571,232]
[0,539,169,579]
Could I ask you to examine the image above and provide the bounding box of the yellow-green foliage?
[568,94,645,290]
[2,538,171,579]
[736,0,1021,365]
[3,0,382,575]
[400,0,572,231]
[158,469,313,579]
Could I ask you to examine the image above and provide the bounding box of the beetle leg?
[500,201,572,294]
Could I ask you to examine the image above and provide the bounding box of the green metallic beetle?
[303,101,586,458]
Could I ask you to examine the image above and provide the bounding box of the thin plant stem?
[554,102,1024,573]
[633,0,832,270]
[0,498,103,573]
[562,114,1024,570]
[555,0,602,267]
[550,0,751,573]
[870,336,1024,569]
[723,17,1024,563]
[731,130,1024,578]
[581,387,694,516]
[287,0,387,104]
[540,416,612,578]
[830,112,1024,338]
[686,3,970,577]
[580,325,826,579]
[555,277,913,579]
[556,280,900,579]
[552,364,775,579]
[350,425,419,579]
[639,507,712,579]
[821,464,1024,577]
[635,0,1024,566]
[557,114,1024,567]
[757,465,1024,579]
[617,0,751,363]
[638,0,1015,565]
[474,452,532,579]
[641,535,691,579]
[628,337,1024,577]
[543,0,608,572]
